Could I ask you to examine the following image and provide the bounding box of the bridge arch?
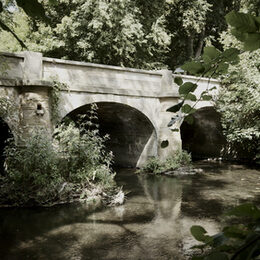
[180,106,226,160]
[62,100,158,167]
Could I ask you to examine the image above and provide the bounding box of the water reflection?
[0,163,259,260]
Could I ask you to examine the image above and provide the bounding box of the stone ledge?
[43,57,163,76]
[0,77,53,87]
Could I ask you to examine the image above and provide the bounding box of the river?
[0,162,259,260]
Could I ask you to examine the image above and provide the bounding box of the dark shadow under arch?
[0,118,12,175]
[180,107,226,160]
[64,102,157,167]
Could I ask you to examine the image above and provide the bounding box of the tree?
[0,0,53,48]
[0,0,242,71]
[166,0,240,69]
[21,0,171,69]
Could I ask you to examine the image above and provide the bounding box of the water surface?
[0,162,259,259]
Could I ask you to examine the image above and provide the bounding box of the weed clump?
[138,150,191,174]
[0,106,119,207]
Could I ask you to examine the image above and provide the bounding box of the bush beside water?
[0,116,118,207]
[137,150,192,174]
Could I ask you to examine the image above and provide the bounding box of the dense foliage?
[0,0,240,70]
[215,6,260,162]
[0,110,117,207]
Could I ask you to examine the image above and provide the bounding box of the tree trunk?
[195,30,205,59]
[188,33,194,58]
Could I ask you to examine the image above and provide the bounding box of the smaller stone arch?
[180,106,226,160]
[62,101,158,167]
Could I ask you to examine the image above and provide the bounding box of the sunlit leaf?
[179,82,197,95]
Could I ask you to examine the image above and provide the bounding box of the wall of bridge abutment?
[0,51,220,166]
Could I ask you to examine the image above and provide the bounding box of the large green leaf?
[174,77,183,86]
[182,104,196,114]
[201,95,212,101]
[226,11,258,33]
[226,203,260,220]
[216,63,229,74]
[186,93,197,101]
[221,48,240,64]
[166,101,184,113]
[181,61,204,74]
[179,82,197,95]
[203,46,221,63]
[244,33,260,51]
[190,225,210,243]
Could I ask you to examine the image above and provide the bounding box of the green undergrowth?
[137,150,192,174]
[0,114,120,207]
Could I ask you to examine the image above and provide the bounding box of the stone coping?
[172,73,221,84]
[0,52,24,59]
[43,57,163,76]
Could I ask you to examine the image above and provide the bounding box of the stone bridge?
[0,51,221,167]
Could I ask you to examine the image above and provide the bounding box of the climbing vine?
[50,79,69,123]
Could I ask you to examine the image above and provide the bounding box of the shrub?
[1,109,116,206]
[138,150,191,174]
